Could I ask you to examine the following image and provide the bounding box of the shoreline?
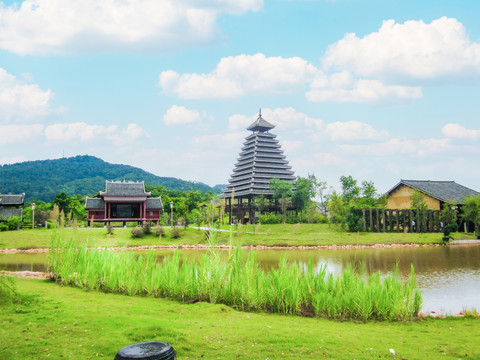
[1,241,474,254]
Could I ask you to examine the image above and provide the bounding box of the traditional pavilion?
[85,181,163,226]
[220,111,296,223]
[0,193,25,221]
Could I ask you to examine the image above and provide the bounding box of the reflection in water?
[1,245,479,314]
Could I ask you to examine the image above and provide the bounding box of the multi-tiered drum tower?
[220,111,296,224]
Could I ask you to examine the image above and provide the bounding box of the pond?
[1,244,479,315]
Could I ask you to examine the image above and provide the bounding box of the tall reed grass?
[49,235,422,321]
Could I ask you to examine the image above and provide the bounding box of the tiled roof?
[247,114,275,132]
[0,193,25,205]
[387,180,480,204]
[146,198,163,209]
[100,181,150,196]
[0,208,23,219]
[85,197,105,210]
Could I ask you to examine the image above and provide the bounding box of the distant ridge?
[0,155,220,202]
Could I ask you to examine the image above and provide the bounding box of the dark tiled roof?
[0,208,23,219]
[247,114,275,132]
[146,198,163,209]
[100,181,150,196]
[0,193,25,205]
[387,180,480,204]
[85,197,105,210]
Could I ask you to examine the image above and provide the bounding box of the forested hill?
[0,155,220,202]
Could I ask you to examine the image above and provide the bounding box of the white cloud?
[0,0,262,56]
[0,155,28,165]
[0,68,55,121]
[159,53,320,99]
[313,120,389,141]
[442,123,480,140]
[0,124,44,144]
[323,17,480,81]
[340,138,450,156]
[44,122,148,145]
[193,132,244,150]
[163,105,200,126]
[307,76,422,103]
[282,140,304,154]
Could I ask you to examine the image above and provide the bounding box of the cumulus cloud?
[0,124,44,144]
[340,138,450,156]
[44,122,149,145]
[307,76,422,103]
[193,132,244,150]
[162,105,201,126]
[0,68,55,121]
[0,0,262,56]
[323,17,480,81]
[314,120,389,141]
[442,123,480,140]
[159,54,320,99]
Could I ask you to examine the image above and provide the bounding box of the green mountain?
[0,155,220,202]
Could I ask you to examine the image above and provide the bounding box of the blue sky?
[1,0,479,194]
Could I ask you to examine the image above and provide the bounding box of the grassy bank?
[49,237,422,321]
[1,278,478,359]
[2,223,475,249]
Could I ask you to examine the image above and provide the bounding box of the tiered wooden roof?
[220,113,295,199]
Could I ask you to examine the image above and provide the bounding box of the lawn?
[1,278,479,359]
[1,224,475,250]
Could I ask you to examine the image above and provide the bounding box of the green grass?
[1,278,479,359]
[49,236,422,321]
[2,223,476,249]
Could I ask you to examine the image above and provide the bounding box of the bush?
[131,225,144,238]
[154,224,165,237]
[0,222,8,231]
[286,215,300,224]
[443,223,458,237]
[170,227,181,239]
[106,224,114,235]
[7,216,22,230]
[259,213,282,224]
[142,222,152,235]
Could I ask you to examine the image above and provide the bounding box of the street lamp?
[170,202,173,227]
[31,203,36,230]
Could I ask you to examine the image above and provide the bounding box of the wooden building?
[386,180,479,210]
[0,193,25,220]
[220,111,296,223]
[85,181,163,226]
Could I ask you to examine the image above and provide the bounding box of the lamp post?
[170,202,173,227]
[31,203,36,230]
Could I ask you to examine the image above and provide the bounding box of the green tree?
[327,191,347,226]
[269,179,293,223]
[461,195,480,233]
[308,174,329,214]
[340,175,360,203]
[53,192,71,215]
[185,190,203,212]
[292,176,314,221]
[410,190,428,232]
[440,201,458,227]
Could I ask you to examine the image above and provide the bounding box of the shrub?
[259,212,282,224]
[142,221,152,235]
[0,222,8,231]
[7,216,22,230]
[170,227,181,239]
[106,223,114,235]
[154,224,165,237]
[286,215,300,224]
[131,225,144,238]
[443,223,458,237]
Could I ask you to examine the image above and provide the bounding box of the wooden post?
[396,210,400,232]
[376,209,380,233]
[382,209,386,232]
[362,209,366,232]
[369,208,373,232]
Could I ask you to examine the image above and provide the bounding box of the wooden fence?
[359,208,442,233]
